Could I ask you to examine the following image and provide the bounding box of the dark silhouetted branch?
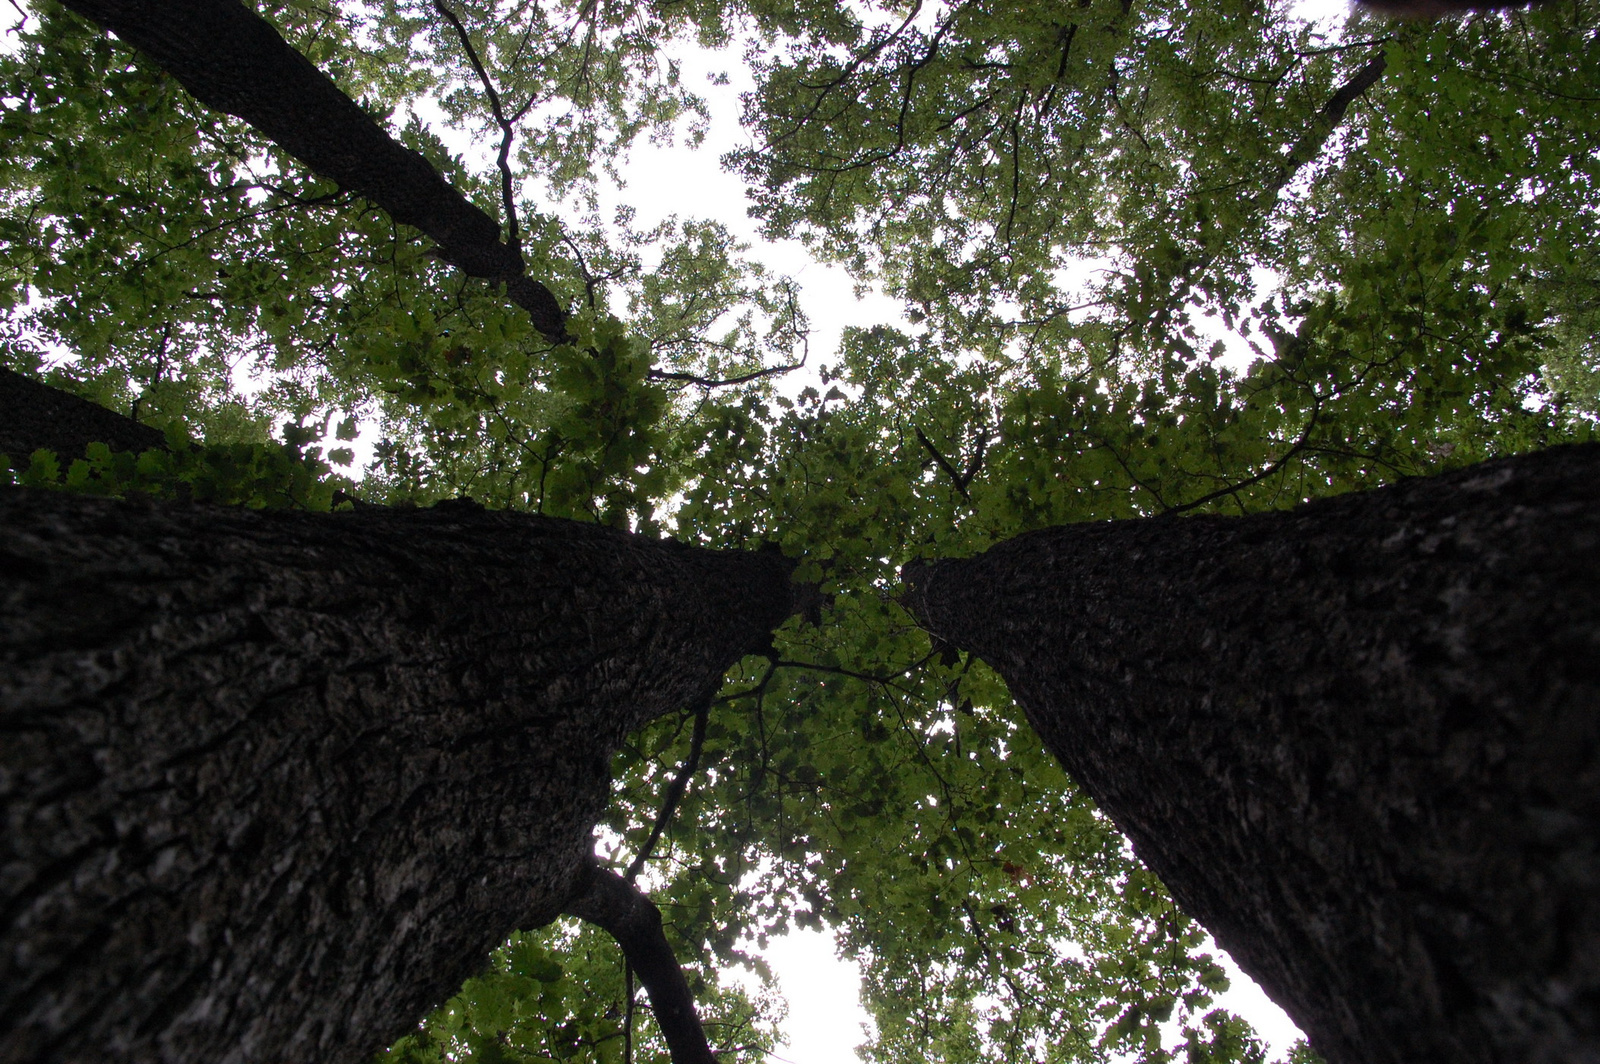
[915,424,989,500]
[59,0,568,342]
[625,701,710,883]
[563,862,718,1064]
[430,0,523,264]
[1161,404,1322,517]
[0,367,165,462]
[647,360,804,389]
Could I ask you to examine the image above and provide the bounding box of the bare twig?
[762,1,925,152]
[430,0,522,264]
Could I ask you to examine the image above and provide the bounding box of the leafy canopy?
[1,0,1596,1062]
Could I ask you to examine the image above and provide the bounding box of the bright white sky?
[742,926,1307,1062]
[753,926,1305,1064]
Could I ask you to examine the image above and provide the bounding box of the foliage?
[2,0,1596,1062]
[382,925,779,1064]
[0,430,351,510]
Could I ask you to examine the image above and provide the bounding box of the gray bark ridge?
[903,443,1600,1064]
[2,489,793,1064]
[56,0,569,342]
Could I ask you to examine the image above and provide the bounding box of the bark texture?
[1,490,793,1064]
[904,444,1600,1064]
[55,0,568,341]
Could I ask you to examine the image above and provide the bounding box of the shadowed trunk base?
[2,489,792,1064]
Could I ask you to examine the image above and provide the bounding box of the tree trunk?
[903,444,1600,1064]
[2,489,793,1064]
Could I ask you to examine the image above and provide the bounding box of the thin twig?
[1163,403,1322,517]
[626,701,710,883]
[431,0,523,263]
[624,962,635,1064]
[648,359,804,389]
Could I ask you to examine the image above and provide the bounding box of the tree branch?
[1279,51,1388,174]
[563,861,718,1064]
[915,424,989,500]
[58,0,568,343]
[960,427,991,491]
[430,0,522,264]
[915,425,968,499]
[0,366,166,462]
[624,961,636,1064]
[1161,401,1323,517]
[625,701,710,883]
[1146,49,1387,339]
[647,360,804,389]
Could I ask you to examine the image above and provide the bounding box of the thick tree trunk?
[2,489,793,1064]
[903,444,1600,1064]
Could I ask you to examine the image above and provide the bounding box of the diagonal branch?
[58,0,568,343]
[1161,400,1323,517]
[1277,51,1388,176]
[430,0,522,264]
[563,861,719,1064]
[960,427,991,491]
[761,0,925,153]
[1147,49,1387,339]
[625,701,710,883]
[0,366,166,462]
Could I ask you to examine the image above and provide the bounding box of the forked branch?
[430,0,523,263]
[915,424,991,500]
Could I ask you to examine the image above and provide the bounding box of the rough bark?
[2,489,794,1064]
[0,367,164,464]
[903,444,1600,1064]
[55,0,569,342]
